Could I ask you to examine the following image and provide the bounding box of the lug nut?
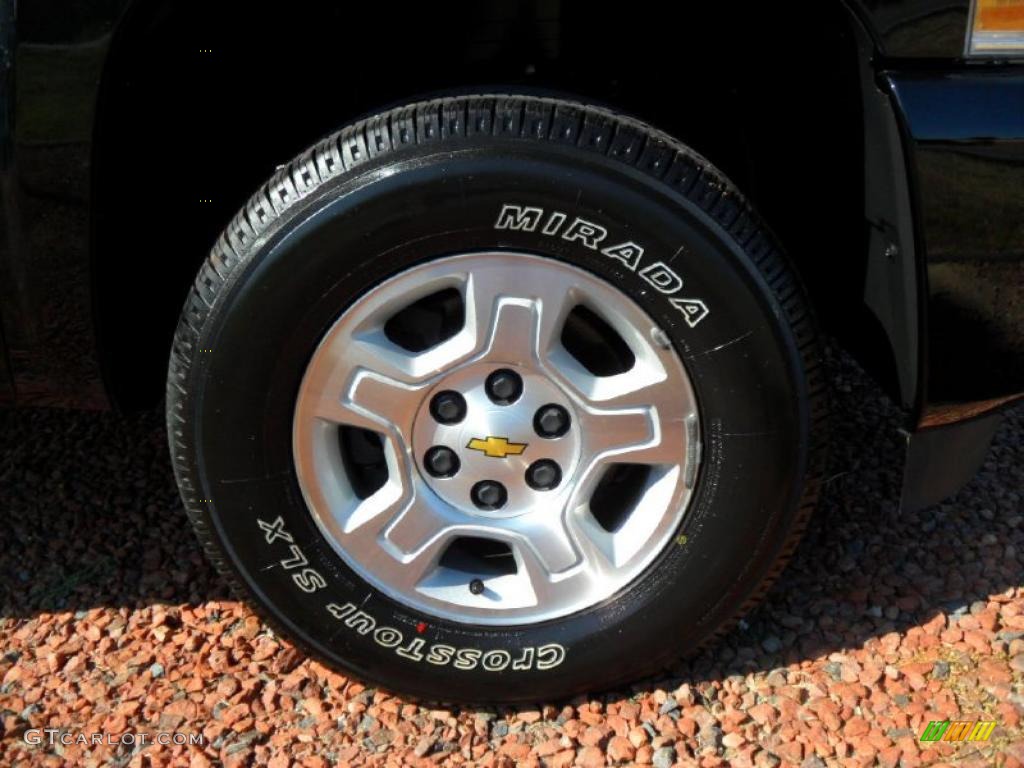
[485,368,523,405]
[424,446,460,478]
[534,404,571,438]
[526,459,562,491]
[430,390,467,425]
[471,480,508,510]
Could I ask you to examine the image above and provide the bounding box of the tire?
[167,94,826,703]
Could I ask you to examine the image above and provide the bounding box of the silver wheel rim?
[293,252,700,625]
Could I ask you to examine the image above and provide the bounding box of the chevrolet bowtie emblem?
[466,436,528,459]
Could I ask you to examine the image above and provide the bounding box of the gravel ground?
[1,347,1022,768]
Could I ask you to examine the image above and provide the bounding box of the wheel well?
[93,0,893,409]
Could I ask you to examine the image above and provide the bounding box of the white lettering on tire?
[426,644,456,666]
[482,650,511,671]
[494,204,543,231]
[454,648,483,670]
[639,261,683,293]
[670,297,711,328]
[258,517,567,672]
[373,627,403,648]
[292,569,327,593]
[494,203,710,327]
[601,241,644,270]
[537,643,567,670]
[561,217,607,249]
[322,601,566,672]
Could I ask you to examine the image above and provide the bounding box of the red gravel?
[1,349,1023,767]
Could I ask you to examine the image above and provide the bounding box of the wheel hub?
[412,362,581,519]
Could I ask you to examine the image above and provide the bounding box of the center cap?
[412,362,581,517]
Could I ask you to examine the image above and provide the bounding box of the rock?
[748,703,777,726]
[608,736,636,763]
[629,726,650,748]
[653,746,676,768]
[580,726,607,747]
[722,732,745,748]
[698,725,723,751]
[413,737,434,757]
[843,718,870,739]
[578,745,605,768]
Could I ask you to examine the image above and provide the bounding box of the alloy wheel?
[292,252,700,625]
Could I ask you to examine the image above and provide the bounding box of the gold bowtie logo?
[466,436,528,459]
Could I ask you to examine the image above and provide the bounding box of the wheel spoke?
[570,409,687,515]
[306,364,422,440]
[513,545,558,607]
[511,525,578,608]
[569,502,636,572]
[588,407,686,464]
[513,513,581,576]
[336,270,479,379]
[381,485,460,559]
[579,407,656,461]
[532,279,579,361]
[547,342,670,405]
[348,328,478,383]
[332,476,408,545]
[317,327,415,384]
[389,534,454,592]
[305,387,381,434]
[345,369,422,434]
[483,298,539,365]
[577,527,619,581]
[466,266,577,365]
